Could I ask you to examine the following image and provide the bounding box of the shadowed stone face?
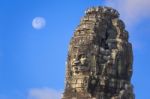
[62,6,135,99]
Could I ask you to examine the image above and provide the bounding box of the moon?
[32,17,46,30]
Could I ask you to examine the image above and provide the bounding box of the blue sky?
[0,0,150,99]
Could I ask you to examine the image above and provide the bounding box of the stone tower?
[62,6,135,99]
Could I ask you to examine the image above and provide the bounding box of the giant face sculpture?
[62,7,134,99]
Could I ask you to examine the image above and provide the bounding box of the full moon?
[32,17,46,30]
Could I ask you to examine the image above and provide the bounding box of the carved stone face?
[63,7,134,99]
[71,53,89,75]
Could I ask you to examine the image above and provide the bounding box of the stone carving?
[62,6,135,99]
